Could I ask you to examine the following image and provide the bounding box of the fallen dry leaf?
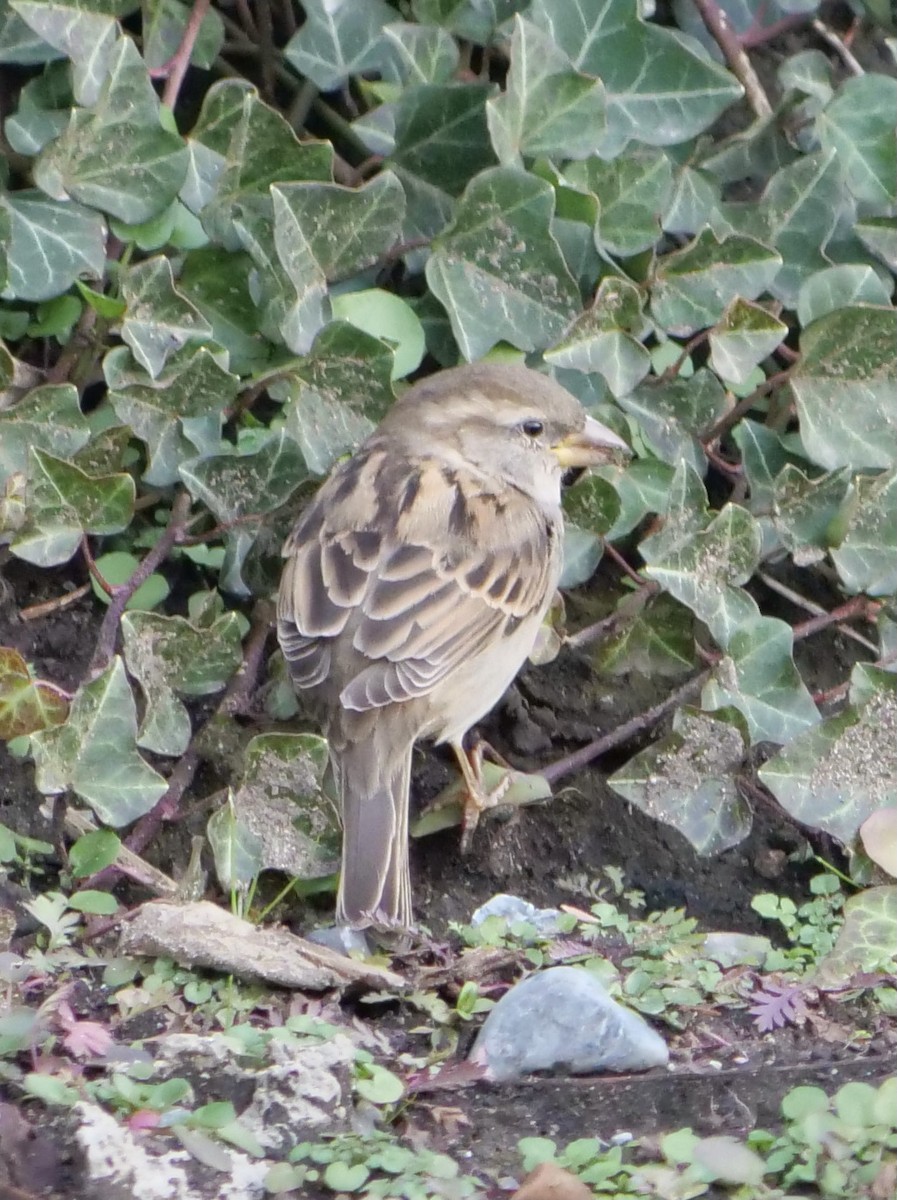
[511,1161,593,1200]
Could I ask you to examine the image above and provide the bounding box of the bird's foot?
[453,740,514,854]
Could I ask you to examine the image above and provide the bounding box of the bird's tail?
[333,731,413,929]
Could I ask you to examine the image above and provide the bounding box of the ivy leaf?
[0,384,89,475]
[771,465,853,563]
[817,885,897,984]
[791,306,897,470]
[426,166,580,360]
[709,299,787,386]
[597,593,696,679]
[120,257,214,379]
[609,707,751,855]
[816,74,897,208]
[107,346,239,486]
[0,647,68,739]
[486,16,606,165]
[121,610,243,756]
[12,447,135,567]
[198,87,333,249]
[546,277,650,398]
[10,0,122,104]
[273,321,395,475]
[619,371,729,475]
[30,657,167,826]
[283,0,394,92]
[568,148,673,257]
[645,503,762,649]
[530,0,742,156]
[830,470,897,596]
[719,151,848,305]
[650,230,782,336]
[796,264,892,328]
[270,172,405,353]
[179,429,308,524]
[380,21,460,85]
[703,616,820,744]
[0,191,106,302]
[35,37,188,223]
[229,732,339,880]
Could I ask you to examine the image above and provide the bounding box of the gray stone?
[469,965,669,1082]
[471,892,564,935]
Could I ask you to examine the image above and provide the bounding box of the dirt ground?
[2,552,896,1199]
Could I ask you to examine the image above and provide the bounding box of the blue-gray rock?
[469,965,669,1082]
[471,893,564,935]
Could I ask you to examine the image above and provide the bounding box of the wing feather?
[277,447,560,710]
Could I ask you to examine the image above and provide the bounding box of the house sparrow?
[277,363,629,930]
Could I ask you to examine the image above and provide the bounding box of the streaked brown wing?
[277,449,558,711]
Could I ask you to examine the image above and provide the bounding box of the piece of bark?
[119,900,405,992]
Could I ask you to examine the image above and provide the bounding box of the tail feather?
[334,735,413,929]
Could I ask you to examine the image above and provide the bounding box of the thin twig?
[20,583,92,622]
[540,670,710,785]
[811,18,864,76]
[791,595,880,643]
[759,572,880,654]
[46,306,97,387]
[740,13,810,49]
[159,0,212,111]
[692,0,773,118]
[89,490,192,674]
[703,369,792,445]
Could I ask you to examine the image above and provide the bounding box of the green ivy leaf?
[0,191,106,302]
[12,447,135,567]
[703,616,820,744]
[120,256,214,378]
[546,277,650,398]
[31,657,167,825]
[792,305,897,470]
[816,74,897,208]
[229,732,339,880]
[796,264,892,328]
[426,166,580,360]
[830,470,897,596]
[609,707,751,856]
[709,299,787,386]
[35,37,188,223]
[650,230,782,336]
[122,609,243,756]
[486,16,606,165]
[283,0,394,91]
[0,384,90,476]
[530,0,742,156]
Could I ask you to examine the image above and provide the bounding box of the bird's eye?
[521,419,544,438]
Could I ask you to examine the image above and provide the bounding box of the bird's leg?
[450,738,514,853]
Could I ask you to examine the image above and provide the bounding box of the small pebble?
[469,965,669,1082]
[306,925,372,956]
[471,893,565,935]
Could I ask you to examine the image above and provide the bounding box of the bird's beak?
[551,415,630,469]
